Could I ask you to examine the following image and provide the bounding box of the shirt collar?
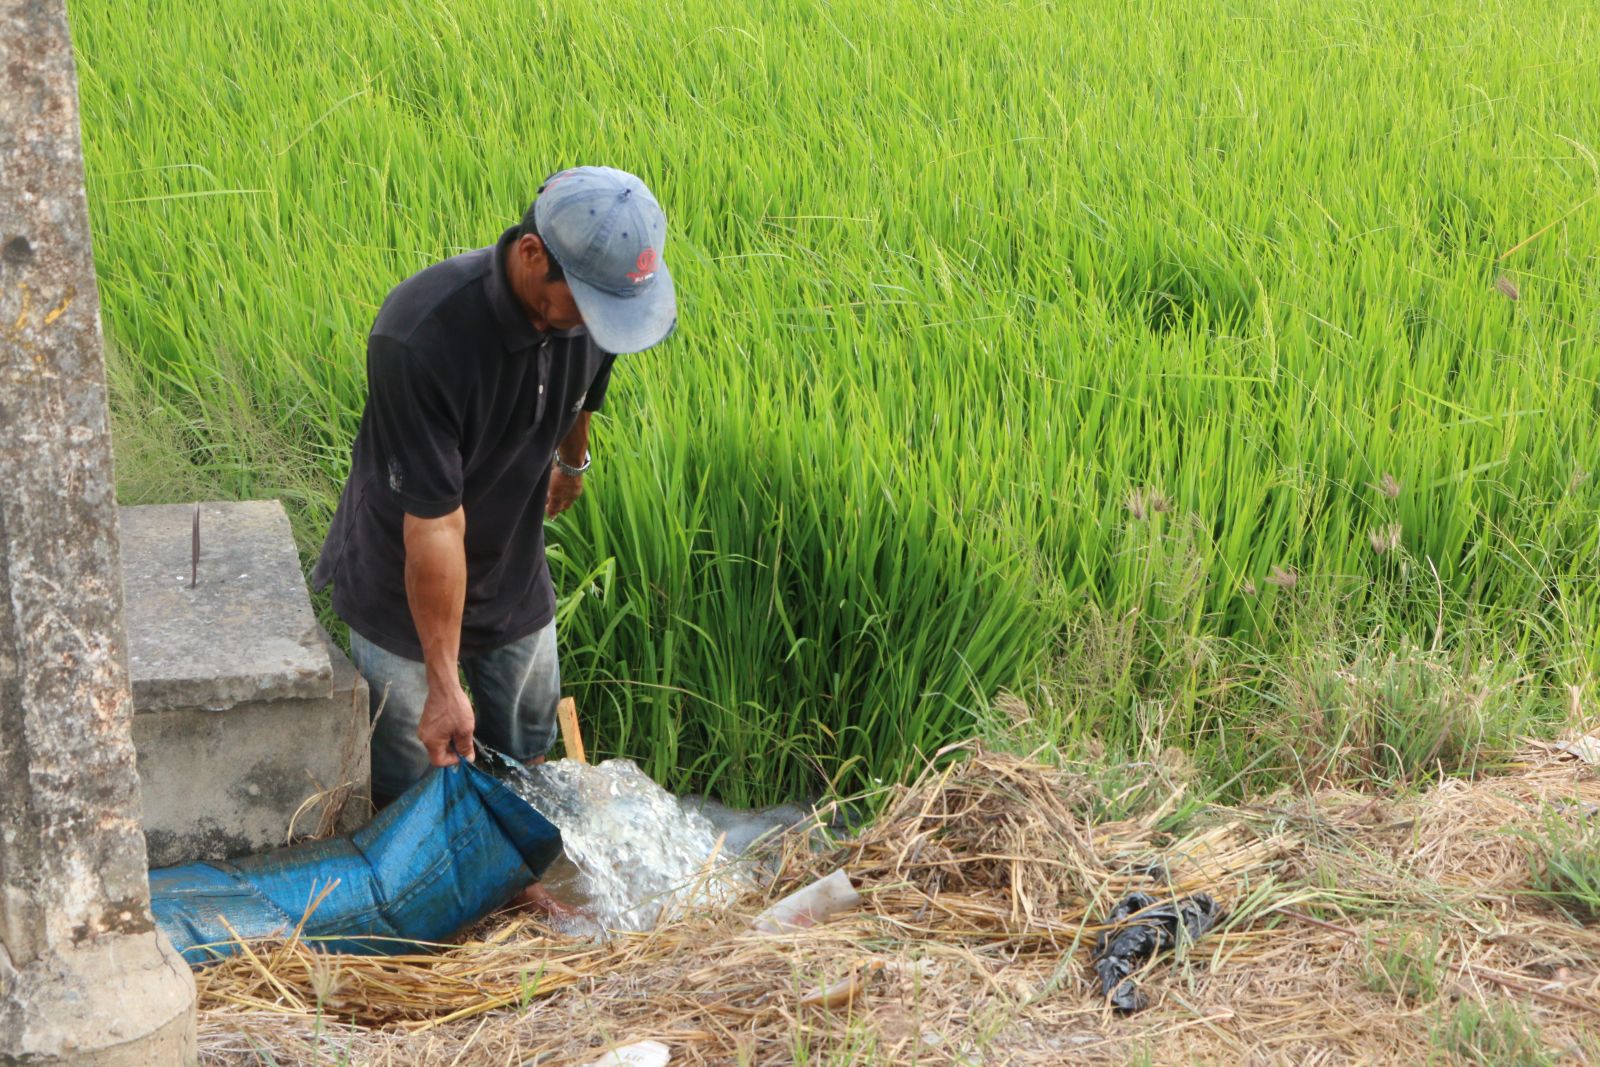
[486,226,542,353]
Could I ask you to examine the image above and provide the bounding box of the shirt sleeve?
[582,350,618,412]
[365,333,464,518]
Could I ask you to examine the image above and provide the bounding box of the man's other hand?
[546,469,583,518]
[418,679,476,766]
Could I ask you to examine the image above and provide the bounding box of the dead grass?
[193,735,1600,1065]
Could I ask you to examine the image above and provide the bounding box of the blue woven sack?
[150,749,561,964]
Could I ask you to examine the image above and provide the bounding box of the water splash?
[489,755,750,935]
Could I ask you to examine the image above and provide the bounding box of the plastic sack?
[150,750,561,964]
[1092,891,1222,1013]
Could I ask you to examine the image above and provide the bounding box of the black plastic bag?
[1091,891,1223,1012]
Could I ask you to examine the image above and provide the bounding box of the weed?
[1254,640,1539,791]
[1362,927,1443,1006]
[1520,808,1600,923]
[1432,998,1553,1067]
[517,962,549,1009]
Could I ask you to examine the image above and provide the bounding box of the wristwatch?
[554,450,591,477]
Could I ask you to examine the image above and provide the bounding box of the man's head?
[509,166,676,354]
[507,219,583,334]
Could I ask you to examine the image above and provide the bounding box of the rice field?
[71,0,1600,804]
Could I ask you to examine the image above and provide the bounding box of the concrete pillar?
[0,1,198,1063]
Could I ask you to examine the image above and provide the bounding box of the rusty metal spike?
[191,504,200,588]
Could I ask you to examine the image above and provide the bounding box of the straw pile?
[195,736,1600,1065]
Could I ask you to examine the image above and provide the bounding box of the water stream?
[487,754,765,936]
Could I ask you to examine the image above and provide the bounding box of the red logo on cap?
[627,248,658,284]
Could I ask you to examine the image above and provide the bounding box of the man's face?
[513,235,585,333]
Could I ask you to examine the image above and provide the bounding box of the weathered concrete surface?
[120,501,370,865]
[133,628,371,867]
[0,1,196,1062]
[1,939,195,1066]
[121,501,333,711]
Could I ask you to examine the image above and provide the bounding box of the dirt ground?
[195,736,1600,1065]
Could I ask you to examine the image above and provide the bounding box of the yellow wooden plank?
[556,696,585,764]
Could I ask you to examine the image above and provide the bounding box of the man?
[312,167,676,893]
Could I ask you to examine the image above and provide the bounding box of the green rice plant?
[70,0,1600,801]
[1519,808,1600,923]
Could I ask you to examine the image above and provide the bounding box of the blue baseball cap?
[533,166,677,354]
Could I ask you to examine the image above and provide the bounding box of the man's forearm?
[557,412,591,469]
[402,508,467,684]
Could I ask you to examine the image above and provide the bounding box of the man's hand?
[546,469,583,518]
[547,412,591,519]
[418,677,475,766]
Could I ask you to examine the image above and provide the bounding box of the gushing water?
[493,756,750,936]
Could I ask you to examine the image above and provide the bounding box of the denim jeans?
[349,621,561,804]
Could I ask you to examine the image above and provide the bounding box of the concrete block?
[121,501,332,711]
[131,630,370,867]
[119,501,370,868]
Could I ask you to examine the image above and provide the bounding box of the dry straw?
[196,739,1600,1065]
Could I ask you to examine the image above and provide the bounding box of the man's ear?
[520,234,549,269]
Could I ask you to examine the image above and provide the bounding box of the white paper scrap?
[584,1040,671,1067]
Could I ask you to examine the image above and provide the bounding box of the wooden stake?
[556,696,586,764]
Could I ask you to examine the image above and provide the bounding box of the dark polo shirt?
[312,227,616,660]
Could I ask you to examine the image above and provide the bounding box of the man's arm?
[404,508,476,765]
[546,411,591,518]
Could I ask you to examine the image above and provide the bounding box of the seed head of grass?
[1125,488,1148,521]
[992,692,1032,729]
[1124,487,1172,521]
[1368,473,1403,499]
[1368,523,1403,556]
